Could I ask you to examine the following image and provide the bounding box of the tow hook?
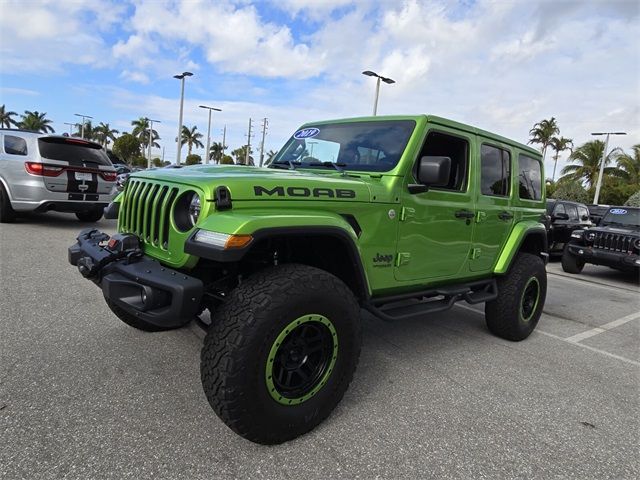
[77,257,97,278]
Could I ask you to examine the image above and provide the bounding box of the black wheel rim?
[520,277,540,322]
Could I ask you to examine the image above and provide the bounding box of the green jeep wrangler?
[69,115,548,444]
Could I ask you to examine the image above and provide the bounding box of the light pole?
[199,105,222,164]
[63,122,75,135]
[362,70,395,116]
[146,118,161,169]
[591,131,626,204]
[74,113,93,139]
[173,72,193,165]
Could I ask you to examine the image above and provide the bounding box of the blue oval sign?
[293,127,320,140]
[610,208,627,215]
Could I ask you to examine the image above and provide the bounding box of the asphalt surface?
[1,213,639,480]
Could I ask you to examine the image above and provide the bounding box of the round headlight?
[586,232,596,242]
[188,194,201,225]
[174,191,201,232]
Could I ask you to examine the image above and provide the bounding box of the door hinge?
[475,211,487,223]
[400,207,415,221]
[396,252,411,266]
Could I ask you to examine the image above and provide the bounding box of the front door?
[394,128,475,281]
[470,141,514,272]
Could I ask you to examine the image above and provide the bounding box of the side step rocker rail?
[364,278,498,322]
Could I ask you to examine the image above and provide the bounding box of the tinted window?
[566,204,578,221]
[518,154,542,200]
[554,203,566,215]
[481,144,510,196]
[578,206,589,221]
[273,120,415,172]
[38,138,111,166]
[4,135,27,155]
[546,201,556,214]
[417,131,469,191]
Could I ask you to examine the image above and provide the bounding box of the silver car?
[0,130,116,223]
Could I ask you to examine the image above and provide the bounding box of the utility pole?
[173,71,193,165]
[591,131,626,204]
[146,118,161,169]
[74,113,93,139]
[64,122,75,135]
[245,118,254,166]
[199,105,222,164]
[259,118,268,167]
[221,125,226,163]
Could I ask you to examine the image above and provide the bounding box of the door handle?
[455,210,475,219]
[498,211,514,221]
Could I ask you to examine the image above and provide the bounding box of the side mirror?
[552,212,569,221]
[409,156,451,193]
[581,215,590,221]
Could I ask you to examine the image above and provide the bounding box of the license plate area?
[75,171,93,181]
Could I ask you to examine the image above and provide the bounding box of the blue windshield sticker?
[293,128,320,140]
[610,208,627,215]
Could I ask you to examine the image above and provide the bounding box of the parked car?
[586,204,610,225]
[562,206,640,273]
[0,129,116,222]
[546,199,592,255]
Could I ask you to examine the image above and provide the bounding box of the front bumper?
[68,229,204,329]
[567,244,640,269]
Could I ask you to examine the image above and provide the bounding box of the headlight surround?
[585,231,596,242]
[174,190,201,232]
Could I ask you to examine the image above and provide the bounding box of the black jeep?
[562,206,640,273]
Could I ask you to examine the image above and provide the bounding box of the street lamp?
[173,71,193,165]
[591,131,626,204]
[199,105,222,164]
[146,118,161,169]
[74,113,93,139]
[362,70,395,116]
[63,122,75,135]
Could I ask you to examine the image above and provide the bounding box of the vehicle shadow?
[10,212,117,230]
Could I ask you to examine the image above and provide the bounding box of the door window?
[480,144,510,196]
[415,131,469,191]
[553,203,566,216]
[578,206,589,221]
[4,135,27,156]
[566,204,579,221]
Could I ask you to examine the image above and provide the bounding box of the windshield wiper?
[269,161,297,170]
[307,161,347,174]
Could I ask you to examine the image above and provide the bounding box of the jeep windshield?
[270,120,416,172]
[600,208,640,228]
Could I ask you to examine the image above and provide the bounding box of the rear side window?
[517,154,542,200]
[480,144,510,196]
[4,135,27,156]
[38,138,111,166]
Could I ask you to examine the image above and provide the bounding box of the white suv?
[0,129,117,223]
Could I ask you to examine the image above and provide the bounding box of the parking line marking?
[547,271,640,295]
[453,304,640,368]
[563,311,640,343]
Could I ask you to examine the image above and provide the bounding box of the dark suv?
[562,206,640,273]
[546,199,592,255]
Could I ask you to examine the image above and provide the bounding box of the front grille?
[120,179,179,250]
[592,231,637,254]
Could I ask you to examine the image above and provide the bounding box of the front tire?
[200,263,361,444]
[485,253,546,341]
[561,247,585,274]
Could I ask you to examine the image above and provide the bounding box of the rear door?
[37,138,115,199]
[469,141,514,272]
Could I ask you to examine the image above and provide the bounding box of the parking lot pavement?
[1,213,639,480]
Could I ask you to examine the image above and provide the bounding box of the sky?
[0,0,638,175]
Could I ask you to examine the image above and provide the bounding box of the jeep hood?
[592,225,640,235]
[133,165,373,202]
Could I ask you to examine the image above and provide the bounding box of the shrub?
[625,191,640,207]
[551,181,589,203]
[185,154,202,165]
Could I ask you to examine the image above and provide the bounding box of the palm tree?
[528,117,559,163]
[131,117,160,149]
[265,149,278,165]
[549,136,573,181]
[73,120,98,140]
[19,110,55,133]
[560,140,621,188]
[94,122,120,148]
[616,144,640,186]
[208,142,226,163]
[0,105,18,128]
[181,125,204,156]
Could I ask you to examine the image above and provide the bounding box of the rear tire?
[485,253,546,341]
[104,297,177,332]
[76,209,103,223]
[200,263,361,444]
[561,247,585,274]
[0,184,16,223]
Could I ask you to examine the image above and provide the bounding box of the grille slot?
[121,180,179,251]
[592,232,636,254]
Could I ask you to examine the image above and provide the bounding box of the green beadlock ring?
[265,314,338,405]
[520,276,541,322]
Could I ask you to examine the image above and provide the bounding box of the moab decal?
[254,185,356,199]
